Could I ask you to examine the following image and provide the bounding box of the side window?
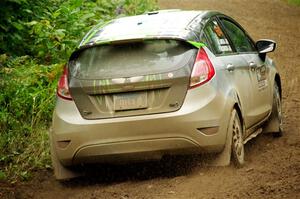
[220,19,255,53]
[199,33,210,49]
[203,19,233,55]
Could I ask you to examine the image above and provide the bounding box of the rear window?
[70,40,195,79]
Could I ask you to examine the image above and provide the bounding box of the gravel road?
[1,0,300,198]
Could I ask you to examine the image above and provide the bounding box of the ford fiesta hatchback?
[50,10,282,180]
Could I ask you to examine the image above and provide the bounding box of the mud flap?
[207,107,238,167]
[208,127,232,166]
[49,128,82,180]
[263,115,280,133]
[205,111,234,166]
[264,83,281,134]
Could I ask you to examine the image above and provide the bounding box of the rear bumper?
[51,84,232,166]
[72,138,202,165]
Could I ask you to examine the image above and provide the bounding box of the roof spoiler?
[146,9,181,15]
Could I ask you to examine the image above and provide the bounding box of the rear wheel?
[210,109,245,167]
[230,109,245,167]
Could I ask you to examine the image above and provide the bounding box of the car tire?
[230,109,245,167]
[272,83,283,137]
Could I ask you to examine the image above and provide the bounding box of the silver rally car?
[51,10,282,180]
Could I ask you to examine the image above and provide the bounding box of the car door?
[200,18,256,130]
[218,17,272,129]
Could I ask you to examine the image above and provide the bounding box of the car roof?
[79,10,218,48]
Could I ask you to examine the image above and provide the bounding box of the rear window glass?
[70,40,195,79]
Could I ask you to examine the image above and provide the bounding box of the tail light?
[189,48,215,89]
[57,66,72,100]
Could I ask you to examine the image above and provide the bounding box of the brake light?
[189,48,215,89]
[57,66,72,100]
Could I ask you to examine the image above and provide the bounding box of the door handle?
[249,62,257,71]
[226,63,235,72]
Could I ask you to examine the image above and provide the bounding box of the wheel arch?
[233,103,244,129]
[212,90,245,167]
[274,73,282,99]
[228,89,245,133]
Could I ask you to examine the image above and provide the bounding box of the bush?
[0,0,158,182]
[0,0,158,64]
[0,56,62,182]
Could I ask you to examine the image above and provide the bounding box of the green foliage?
[0,0,158,182]
[287,0,300,5]
[0,0,158,64]
[0,0,53,56]
[283,0,300,5]
[0,56,62,182]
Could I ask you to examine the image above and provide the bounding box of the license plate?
[113,92,148,111]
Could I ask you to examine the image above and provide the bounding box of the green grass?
[1,127,51,183]
[285,0,300,5]
[0,56,62,182]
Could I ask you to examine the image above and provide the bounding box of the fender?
[209,89,243,166]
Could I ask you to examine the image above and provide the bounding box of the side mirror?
[256,39,276,54]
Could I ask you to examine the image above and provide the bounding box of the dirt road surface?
[1,0,300,198]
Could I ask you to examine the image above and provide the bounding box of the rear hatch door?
[68,39,197,119]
